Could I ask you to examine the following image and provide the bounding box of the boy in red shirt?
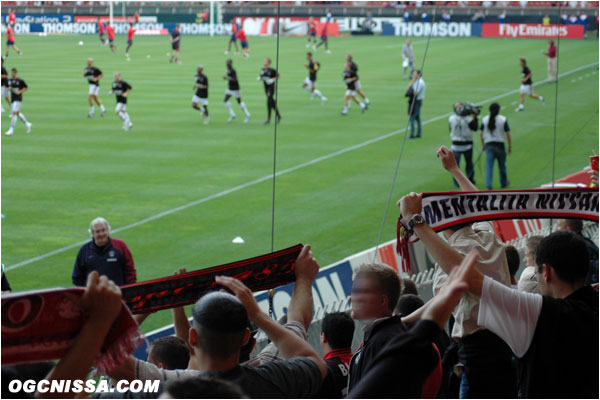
[237,28,249,59]
[225,22,239,55]
[98,19,107,46]
[307,17,318,49]
[106,21,116,53]
[4,23,21,57]
[8,10,16,26]
[125,23,135,57]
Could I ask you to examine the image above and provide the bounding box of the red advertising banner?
[482,23,584,39]
[233,17,340,36]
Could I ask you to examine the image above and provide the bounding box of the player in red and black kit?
[315,18,331,54]
[8,9,16,27]
[170,24,181,64]
[4,23,22,58]
[97,19,107,45]
[225,22,240,55]
[125,23,136,57]
[237,28,249,59]
[106,21,116,53]
[223,58,250,123]
[259,58,281,124]
[315,312,354,398]
[306,17,318,49]
[193,65,210,125]
[5,68,32,136]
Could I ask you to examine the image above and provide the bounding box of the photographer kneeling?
[448,102,480,187]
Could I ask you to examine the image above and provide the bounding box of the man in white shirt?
[407,70,426,139]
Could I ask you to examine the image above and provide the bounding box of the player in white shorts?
[83,58,106,118]
[110,72,133,131]
[516,57,544,112]
[4,68,32,136]
[193,65,210,124]
[302,52,326,104]
[1,58,9,113]
[223,59,250,123]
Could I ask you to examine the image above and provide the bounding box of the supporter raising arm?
[38,272,124,399]
[437,145,477,191]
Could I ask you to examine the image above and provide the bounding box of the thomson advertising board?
[481,23,584,39]
[382,21,474,37]
[0,22,231,35]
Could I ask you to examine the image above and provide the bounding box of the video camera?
[455,102,481,117]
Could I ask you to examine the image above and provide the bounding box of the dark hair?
[394,294,425,316]
[148,336,190,370]
[307,52,312,57]
[561,219,583,233]
[416,69,422,76]
[192,292,249,360]
[401,277,418,295]
[505,245,520,277]
[164,376,248,399]
[536,231,589,285]
[488,102,500,131]
[322,312,355,349]
[10,68,17,73]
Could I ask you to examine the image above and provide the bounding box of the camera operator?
[448,102,479,187]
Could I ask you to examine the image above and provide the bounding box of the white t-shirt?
[478,275,543,358]
[481,114,509,144]
[449,114,475,151]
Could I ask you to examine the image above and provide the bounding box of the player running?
[4,23,22,58]
[259,58,281,124]
[223,59,250,123]
[97,19,107,45]
[306,17,318,48]
[83,58,107,118]
[1,58,10,114]
[341,63,366,115]
[345,53,370,109]
[516,57,544,112]
[170,24,181,64]
[109,72,133,131]
[4,68,32,136]
[106,21,116,53]
[237,27,249,59]
[125,23,136,57]
[302,52,326,104]
[193,65,209,125]
[315,18,331,54]
[225,22,240,55]
[8,9,16,27]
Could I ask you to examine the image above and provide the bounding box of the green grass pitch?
[2,33,598,331]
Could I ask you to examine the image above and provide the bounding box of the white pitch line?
[6,61,598,271]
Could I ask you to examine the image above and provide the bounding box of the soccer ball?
[78,41,84,46]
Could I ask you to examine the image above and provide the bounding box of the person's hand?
[436,145,458,172]
[80,271,122,323]
[174,267,187,275]
[587,169,598,186]
[397,192,423,220]
[508,144,512,155]
[215,275,261,320]
[481,141,486,151]
[294,245,319,283]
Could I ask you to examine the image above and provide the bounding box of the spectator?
[518,235,543,293]
[316,312,355,398]
[402,39,416,80]
[161,376,248,399]
[148,336,190,370]
[406,70,425,139]
[505,245,520,287]
[72,217,137,287]
[109,247,327,398]
[498,10,506,23]
[441,10,451,23]
[464,231,599,398]
[542,14,550,25]
[349,252,480,399]
[394,293,424,316]
[397,145,517,398]
[401,276,419,295]
[480,102,511,190]
[556,219,599,284]
[348,262,442,397]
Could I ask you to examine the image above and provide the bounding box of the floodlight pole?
[109,1,113,26]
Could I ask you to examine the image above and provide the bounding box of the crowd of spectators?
[1,145,597,399]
